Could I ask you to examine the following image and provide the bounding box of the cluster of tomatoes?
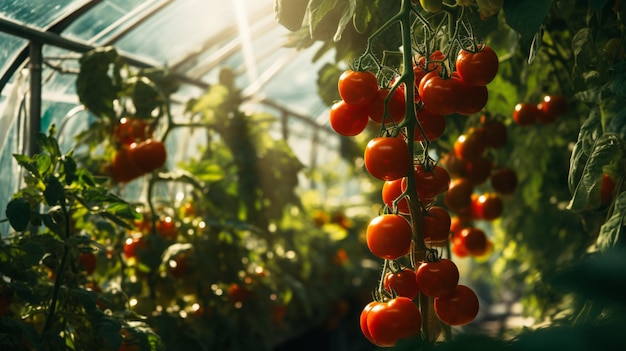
[512,94,568,126]
[107,117,167,183]
[442,116,518,258]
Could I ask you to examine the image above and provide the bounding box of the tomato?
[420,75,463,116]
[444,177,474,213]
[228,283,252,303]
[364,137,412,181]
[338,70,379,105]
[414,109,446,142]
[472,193,503,220]
[450,216,471,237]
[456,46,499,86]
[434,284,479,326]
[156,216,177,241]
[454,74,489,115]
[451,234,470,258]
[420,0,444,13]
[454,128,486,161]
[366,215,413,260]
[458,227,488,256]
[416,259,459,297]
[382,179,410,214]
[384,268,419,299]
[403,164,450,202]
[539,94,567,118]
[367,87,406,124]
[78,251,97,275]
[168,253,190,279]
[123,234,146,259]
[490,167,518,195]
[360,301,380,343]
[513,103,540,126]
[465,156,493,185]
[422,206,452,246]
[418,70,439,95]
[330,100,370,136]
[366,297,422,346]
[442,152,469,179]
[483,120,507,148]
[601,173,616,205]
[128,139,167,173]
[115,117,154,146]
[110,147,145,183]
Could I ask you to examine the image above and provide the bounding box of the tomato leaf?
[567,133,623,212]
[76,47,121,119]
[13,154,39,177]
[502,0,552,39]
[6,197,31,232]
[568,108,602,193]
[43,175,65,206]
[353,0,372,34]
[588,0,610,12]
[333,0,356,42]
[274,0,309,31]
[62,156,77,185]
[597,191,626,251]
[307,0,339,38]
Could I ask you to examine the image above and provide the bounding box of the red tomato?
[338,70,378,105]
[329,100,369,136]
[451,234,470,258]
[416,259,459,297]
[123,234,146,259]
[434,284,479,326]
[454,128,486,161]
[444,177,475,213]
[441,152,469,179]
[422,206,452,246]
[382,179,410,214]
[367,87,406,124]
[472,193,503,220]
[420,75,463,116]
[364,137,412,181]
[465,156,493,185]
[455,46,499,86]
[110,147,145,183]
[418,70,439,96]
[412,65,428,100]
[483,120,507,148]
[513,103,540,126]
[168,253,190,279]
[490,167,518,195]
[413,109,446,142]
[403,164,450,202]
[538,94,568,122]
[228,283,252,303]
[454,73,488,115]
[128,139,167,173]
[360,301,381,343]
[384,268,419,299]
[78,251,97,275]
[601,173,616,205]
[458,227,488,256]
[156,216,177,241]
[366,215,413,260]
[366,297,422,347]
[450,216,471,237]
[115,117,154,146]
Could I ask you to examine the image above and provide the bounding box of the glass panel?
[0,31,27,81]
[0,0,89,29]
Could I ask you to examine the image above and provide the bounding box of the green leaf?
[597,191,626,250]
[36,132,60,159]
[105,202,139,221]
[63,156,77,185]
[609,61,626,98]
[35,153,52,176]
[333,0,356,42]
[129,76,161,119]
[6,198,31,231]
[502,0,552,39]
[76,47,121,119]
[352,0,372,34]
[13,154,39,177]
[43,175,65,206]
[568,108,602,193]
[274,0,309,31]
[568,133,623,212]
[588,0,610,12]
[99,211,134,230]
[307,0,339,38]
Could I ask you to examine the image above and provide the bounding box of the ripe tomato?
[490,167,518,195]
[115,117,154,146]
[455,46,499,86]
[338,70,378,105]
[538,94,567,122]
[601,173,616,205]
[483,120,507,148]
[434,284,479,326]
[329,100,369,136]
[418,70,439,96]
[442,152,469,179]
[458,227,488,256]
[366,215,413,260]
[403,164,450,202]
[422,206,452,246]
[78,251,97,275]
[367,87,406,124]
[360,301,381,344]
[382,179,410,214]
[156,216,177,241]
[420,75,463,116]
[454,74,488,115]
[454,128,486,161]
[168,253,190,279]
[123,234,146,259]
[451,234,470,258]
[450,216,471,237]
[366,297,422,347]
[420,0,444,13]
[513,102,540,126]
[228,283,252,303]
[128,139,167,173]
[465,156,493,185]
[384,268,419,299]
[364,137,412,181]
[444,177,474,213]
[414,109,446,142]
[416,259,459,297]
[472,193,503,220]
[110,147,145,183]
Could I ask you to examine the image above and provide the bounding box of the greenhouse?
[0,0,625,350]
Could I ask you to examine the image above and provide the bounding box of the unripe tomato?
[420,0,444,13]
